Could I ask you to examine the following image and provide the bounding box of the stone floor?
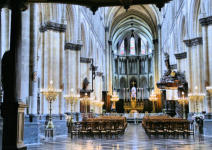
[27,124,212,150]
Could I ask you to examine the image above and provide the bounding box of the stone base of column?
[1,101,27,150]
[204,113,212,119]
[24,114,67,144]
[203,117,212,136]
[193,112,212,136]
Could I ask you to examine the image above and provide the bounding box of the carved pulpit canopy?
[157,52,188,90]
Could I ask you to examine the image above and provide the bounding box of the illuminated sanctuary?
[0,0,212,149]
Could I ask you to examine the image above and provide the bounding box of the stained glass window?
[141,42,146,55]
[120,40,125,55]
[130,37,135,55]
[141,39,147,55]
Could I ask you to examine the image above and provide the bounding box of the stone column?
[29,4,38,114]
[153,39,159,90]
[108,40,112,95]
[184,38,203,113]
[39,21,66,114]
[157,25,162,79]
[1,8,10,57]
[65,42,82,112]
[1,1,28,149]
[200,16,212,113]
[184,39,193,113]
[0,8,10,95]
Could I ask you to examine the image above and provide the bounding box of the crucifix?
[132,81,136,87]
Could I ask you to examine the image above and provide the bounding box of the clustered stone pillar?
[184,37,203,113]
[64,42,82,112]
[108,40,113,95]
[200,16,212,114]
[39,21,66,114]
[153,39,159,89]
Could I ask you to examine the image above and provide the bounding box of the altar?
[124,82,144,113]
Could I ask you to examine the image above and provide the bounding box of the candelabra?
[177,92,188,119]
[149,91,158,113]
[81,93,91,114]
[40,80,62,129]
[64,89,80,113]
[188,86,205,113]
[111,91,119,112]
[89,94,95,113]
[97,101,104,114]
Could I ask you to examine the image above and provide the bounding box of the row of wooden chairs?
[68,118,127,138]
[142,116,194,137]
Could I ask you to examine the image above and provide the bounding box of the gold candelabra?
[64,88,80,113]
[98,101,104,114]
[40,80,62,129]
[177,92,188,119]
[81,93,91,114]
[111,91,119,112]
[149,90,158,113]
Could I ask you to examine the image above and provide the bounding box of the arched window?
[130,37,136,55]
[120,40,125,55]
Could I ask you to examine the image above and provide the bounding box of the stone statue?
[164,52,171,76]
[82,77,89,91]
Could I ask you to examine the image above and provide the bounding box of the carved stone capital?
[80,57,92,63]
[65,42,83,51]
[174,52,187,59]
[39,21,67,32]
[199,16,212,26]
[183,37,202,47]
